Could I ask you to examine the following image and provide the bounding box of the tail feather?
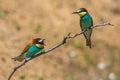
[12,55,25,62]
[86,39,92,48]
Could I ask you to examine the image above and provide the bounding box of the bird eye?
[76,10,81,12]
[38,39,42,42]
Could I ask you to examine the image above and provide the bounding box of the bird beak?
[42,39,46,46]
[72,11,78,14]
[42,39,45,41]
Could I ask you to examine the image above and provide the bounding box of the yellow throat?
[78,12,87,17]
[36,44,44,49]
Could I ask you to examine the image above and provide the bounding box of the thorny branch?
[7,22,113,80]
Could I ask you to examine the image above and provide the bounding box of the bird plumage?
[12,38,45,62]
[73,8,93,48]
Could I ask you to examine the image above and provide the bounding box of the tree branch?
[7,22,113,80]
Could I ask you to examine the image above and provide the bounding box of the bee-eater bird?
[12,38,45,62]
[72,8,93,48]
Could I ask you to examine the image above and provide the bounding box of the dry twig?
[7,22,113,80]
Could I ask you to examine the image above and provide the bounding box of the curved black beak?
[42,39,45,41]
[72,11,78,14]
[42,39,46,46]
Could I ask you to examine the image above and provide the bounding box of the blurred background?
[0,0,120,80]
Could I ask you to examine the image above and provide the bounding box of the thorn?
[68,32,71,36]
[108,22,114,26]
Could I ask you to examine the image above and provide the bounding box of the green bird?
[72,8,93,48]
[12,38,45,62]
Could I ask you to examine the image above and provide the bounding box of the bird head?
[31,38,45,44]
[31,38,45,48]
[72,8,88,17]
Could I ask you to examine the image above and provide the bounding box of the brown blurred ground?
[0,0,120,80]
